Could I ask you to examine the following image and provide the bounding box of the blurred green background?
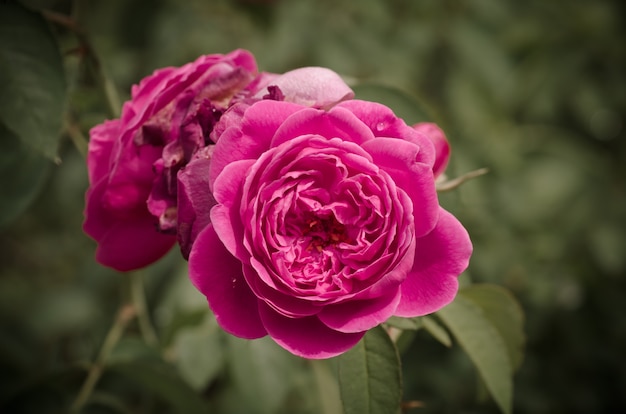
[1,0,625,412]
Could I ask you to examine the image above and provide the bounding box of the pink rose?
[84,50,261,271]
[186,98,472,358]
[177,67,354,258]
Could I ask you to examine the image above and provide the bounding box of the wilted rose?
[84,50,262,271]
[186,98,472,358]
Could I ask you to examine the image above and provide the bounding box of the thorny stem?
[69,305,136,413]
[65,113,88,158]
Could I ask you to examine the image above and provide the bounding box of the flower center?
[302,214,350,253]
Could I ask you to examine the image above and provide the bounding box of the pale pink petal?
[318,288,401,333]
[189,225,267,339]
[394,208,472,317]
[254,67,354,108]
[413,122,450,177]
[271,106,375,148]
[258,302,365,359]
[361,137,439,238]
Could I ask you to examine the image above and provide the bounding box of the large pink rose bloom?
[187,98,472,359]
[84,50,261,271]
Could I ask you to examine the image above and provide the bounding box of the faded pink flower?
[186,98,472,358]
[84,50,262,271]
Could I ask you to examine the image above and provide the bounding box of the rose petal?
[210,159,255,261]
[361,137,439,237]
[87,120,119,184]
[258,302,365,359]
[189,225,267,339]
[209,100,304,188]
[271,106,375,148]
[84,179,175,271]
[254,67,354,108]
[413,122,450,177]
[318,288,401,333]
[394,208,472,317]
[337,100,436,166]
[177,154,217,259]
[243,264,321,317]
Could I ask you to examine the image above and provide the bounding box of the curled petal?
[361,137,438,238]
[210,159,255,261]
[87,120,119,184]
[318,288,401,333]
[209,101,304,188]
[271,106,375,148]
[258,302,365,359]
[177,153,217,259]
[394,208,472,317]
[189,225,267,339]
[337,100,436,167]
[83,179,176,271]
[413,122,450,177]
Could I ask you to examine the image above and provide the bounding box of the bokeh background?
[1,0,625,413]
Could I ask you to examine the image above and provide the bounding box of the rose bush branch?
[43,8,121,117]
[70,304,136,414]
[129,271,159,347]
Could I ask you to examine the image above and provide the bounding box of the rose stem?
[69,304,136,413]
[129,271,159,347]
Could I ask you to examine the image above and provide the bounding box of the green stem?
[436,168,489,192]
[70,305,136,413]
[130,271,159,347]
[43,8,122,117]
[65,114,88,158]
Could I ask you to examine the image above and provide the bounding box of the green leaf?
[385,316,422,331]
[459,285,525,369]
[338,326,402,414]
[108,360,209,414]
[352,83,434,125]
[0,123,51,228]
[0,2,66,159]
[216,336,304,414]
[422,316,452,348]
[171,315,225,391]
[311,360,343,414]
[437,284,525,414]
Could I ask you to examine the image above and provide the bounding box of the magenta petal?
[258,302,365,359]
[361,137,438,237]
[83,179,175,271]
[209,101,304,187]
[413,122,450,177]
[255,67,354,108]
[189,225,267,339]
[318,288,401,333]
[394,208,472,317]
[210,160,254,261]
[177,156,217,259]
[271,106,375,148]
[87,120,119,184]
